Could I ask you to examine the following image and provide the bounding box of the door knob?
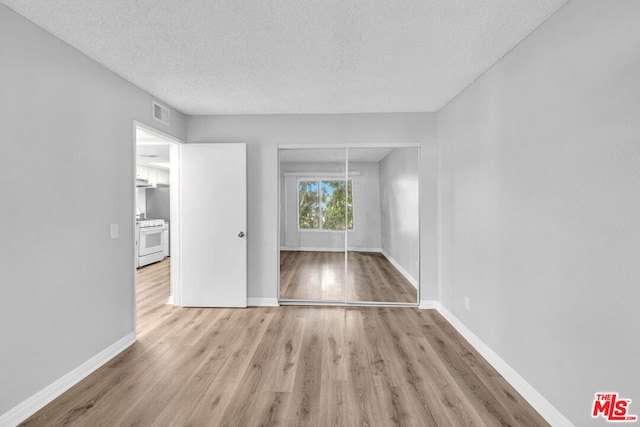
[238,231,245,238]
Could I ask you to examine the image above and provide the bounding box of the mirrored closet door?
[279,148,346,302]
[279,146,419,305]
[346,147,419,304]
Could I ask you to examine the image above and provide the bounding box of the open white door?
[178,143,247,307]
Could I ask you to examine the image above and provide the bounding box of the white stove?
[137,219,166,267]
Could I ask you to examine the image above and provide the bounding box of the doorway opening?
[134,122,178,333]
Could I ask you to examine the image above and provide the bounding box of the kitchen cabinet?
[136,165,149,181]
[136,164,169,186]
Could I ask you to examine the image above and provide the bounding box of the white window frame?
[296,177,355,232]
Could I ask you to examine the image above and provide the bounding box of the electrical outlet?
[464,297,470,311]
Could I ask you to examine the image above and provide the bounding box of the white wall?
[137,187,147,216]
[0,5,185,417]
[186,113,439,301]
[379,148,420,283]
[281,161,382,251]
[437,0,640,425]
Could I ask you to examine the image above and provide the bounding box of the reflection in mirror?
[279,148,346,301]
[346,147,419,304]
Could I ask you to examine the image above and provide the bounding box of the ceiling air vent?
[152,101,170,126]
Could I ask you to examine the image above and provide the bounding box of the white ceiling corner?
[1,0,569,115]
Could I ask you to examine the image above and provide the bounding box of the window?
[298,179,353,231]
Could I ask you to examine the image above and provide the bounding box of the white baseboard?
[430,303,573,427]
[0,332,136,427]
[348,247,381,253]
[419,300,439,309]
[247,297,280,307]
[381,249,418,288]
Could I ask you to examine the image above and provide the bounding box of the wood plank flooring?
[280,251,418,303]
[21,258,548,426]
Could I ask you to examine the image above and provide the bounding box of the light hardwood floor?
[280,251,418,303]
[21,258,548,426]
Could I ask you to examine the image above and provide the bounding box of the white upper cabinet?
[136,165,169,186]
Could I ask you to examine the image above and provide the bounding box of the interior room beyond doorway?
[135,124,174,305]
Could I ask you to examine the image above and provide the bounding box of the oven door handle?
[140,226,164,234]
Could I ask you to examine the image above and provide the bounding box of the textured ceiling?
[1,0,568,115]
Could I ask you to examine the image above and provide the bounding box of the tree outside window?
[298,179,353,230]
